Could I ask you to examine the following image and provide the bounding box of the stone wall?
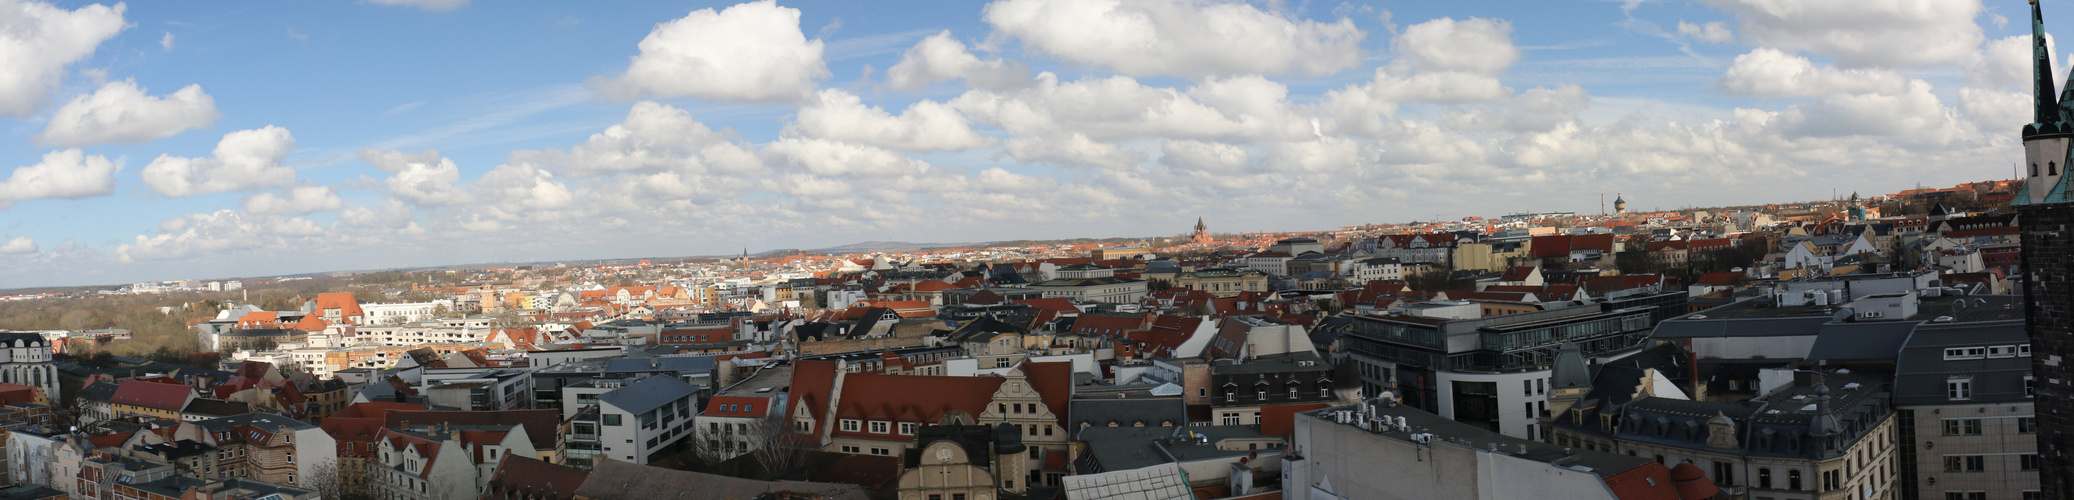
[2020,201,2074,498]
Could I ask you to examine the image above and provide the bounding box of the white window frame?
[898,422,918,435]
[839,419,860,432]
[1944,347,1986,360]
[1948,377,1973,401]
[868,421,890,434]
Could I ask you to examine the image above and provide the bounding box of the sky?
[0,0,2052,288]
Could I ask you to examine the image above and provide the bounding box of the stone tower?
[2016,0,2074,495]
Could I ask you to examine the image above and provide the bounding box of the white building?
[591,375,700,465]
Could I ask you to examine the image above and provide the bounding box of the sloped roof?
[598,376,697,415]
[312,292,364,319]
[832,373,1001,432]
[384,409,560,451]
[110,380,193,411]
[574,458,868,500]
[480,455,590,500]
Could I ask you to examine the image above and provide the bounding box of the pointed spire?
[2038,0,2064,125]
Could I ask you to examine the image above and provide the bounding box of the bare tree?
[685,413,813,476]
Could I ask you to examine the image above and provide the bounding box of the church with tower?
[2017,0,2074,495]
[1189,217,1212,245]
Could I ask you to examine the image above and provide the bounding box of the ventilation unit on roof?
[1800,404,1819,411]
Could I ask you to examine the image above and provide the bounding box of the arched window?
[1788,470,1802,491]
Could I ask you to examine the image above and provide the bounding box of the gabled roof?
[831,373,1001,433]
[480,455,589,500]
[110,380,193,411]
[384,409,560,451]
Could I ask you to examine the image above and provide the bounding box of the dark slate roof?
[601,356,714,375]
[597,376,697,414]
[1893,319,2033,406]
[1557,370,1890,461]
[80,380,119,403]
[1068,397,1188,430]
[1804,320,1924,361]
[1649,315,1829,338]
[193,412,318,431]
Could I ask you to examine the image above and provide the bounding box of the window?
[2028,376,2037,398]
[603,414,621,426]
[1944,455,1985,472]
[2021,344,2033,356]
[1757,468,1771,489]
[840,419,860,432]
[1942,419,1982,436]
[1713,461,1734,486]
[899,422,918,435]
[840,445,859,453]
[1947,493,1987,500]
[869,421,889,434]
[1947,377,1973,400]
[1222,413,1239,426]
[869,447,890,456]
[2023,453,2042,471]
[1788,470,1802,491]
[1523,380,1533,396]
[1943,347,1985,360]
[1256,389,1267,401]
[1989,345,2020,358]
[2021,416,2039,433]
[1289,386,1299,399]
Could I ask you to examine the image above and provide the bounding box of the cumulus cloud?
[1676,21,1734,44]
[140,126,299,197]
[242,185,344,215]
[789,89,994,151]
[0,237,35,255]
[0,0,127,117]
[982,0,1365,78]
[118,210,324,262]
[884,30,1031,90]
[594,0,828,103]
[357,148,445,173]
[765,138,937,177]
[1392,17,1519,74]
[1718,48,1911,97]
[369,0,468,10]
[37,80,220,146]
[1702,0,1982,67]
[0,149,120,207]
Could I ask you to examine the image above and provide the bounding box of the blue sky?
[0,0,2045,287]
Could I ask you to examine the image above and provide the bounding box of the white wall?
[1435,370,1552,440]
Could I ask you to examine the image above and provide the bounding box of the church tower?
[1190,217,1211,245]
[2017,0,2074,495]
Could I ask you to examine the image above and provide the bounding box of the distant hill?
[812,241,987,253]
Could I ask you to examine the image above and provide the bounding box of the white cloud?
[159,31,173,51]
[1967,34,2044,91]
[1392,17,1519,74]
[789,89,994,151]
[1676,21,1734,44]
[982,0,1365,78]
[0,0,126,117]
[242,185,344,215]
[369,0,467,11]
[357,148,445,173]
[537,101,735,176]
[0,149,120,207]
[140,126,299,197]
[1701,0,1982,67]
[385,156,472,206]
[118,210,322,262]
[1160,140,1250,173]
[37,80,220,146]
[765,138,937,177]
[0,237,35,255]
[1718,48,1910,97]
[884,30,1031,90]
[594,0,828,103]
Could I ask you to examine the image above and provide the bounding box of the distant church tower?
[1613,194,1627,215]
[1190,217,1212,245]
[2017,1,2074,495]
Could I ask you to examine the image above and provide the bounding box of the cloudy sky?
[0,0,2048,287]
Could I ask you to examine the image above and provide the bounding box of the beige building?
[1454,240,1532,272]
[896,425,1030,500]
[1172,270,1268,297]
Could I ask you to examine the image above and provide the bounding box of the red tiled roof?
[1023,361,1073,428]
[830,373,1001,438]
[110,380,192,411]
[703,396,776,418]
[312,292,365,322]
[1498,266,1537,281]
[790,360,841,440]
[911,280,955,292]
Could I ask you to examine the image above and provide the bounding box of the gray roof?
[1311,400,1655,479]
[1650,314,1830,338]
[1803,320,1925,360]
[1893,319,2033,406]
[602,355,714,375]
[1550,343,1592,391]
[1209,351,1332,376]
[192,412,318,431]
[1077,426,1274,472]
[1069,397,1187,430]
[1061,462,1194,500]
[598,376,697,414]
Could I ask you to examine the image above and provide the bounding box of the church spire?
[2038,0,2064,126]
